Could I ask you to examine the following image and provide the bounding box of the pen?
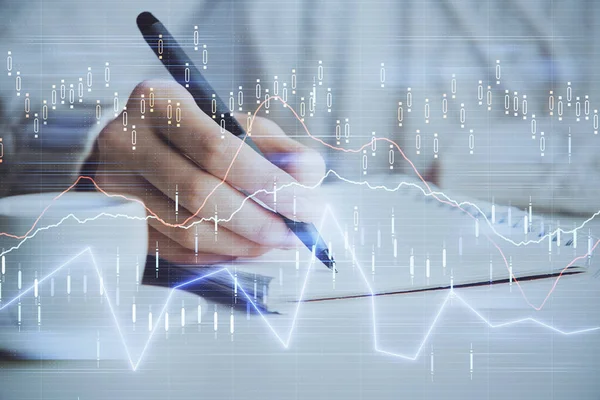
[136,12,336,272]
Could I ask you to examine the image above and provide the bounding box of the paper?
[236,180,596,308]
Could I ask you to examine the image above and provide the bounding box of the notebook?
[160,177,595,311]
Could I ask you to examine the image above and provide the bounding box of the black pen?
[136,12,336,272]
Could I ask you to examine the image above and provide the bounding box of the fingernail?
[280,228,300,249]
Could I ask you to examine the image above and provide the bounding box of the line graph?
[1,95,599,315]
[1,207,598,370]
[2,11,600,399]
[1,171,598,312]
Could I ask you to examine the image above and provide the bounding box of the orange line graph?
[0,95,595,311]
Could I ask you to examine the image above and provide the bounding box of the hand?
[92,80,326,264]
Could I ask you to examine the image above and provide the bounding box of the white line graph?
[1,206,598,371]
[2,169,598,312]
[2,169,600,261]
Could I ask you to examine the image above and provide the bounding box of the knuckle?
[245,245,270,258]
[158,222,196,250]
[129,80,185,108]
[127,81,152,112]
[259,172,276,193]
[205,136,234,170]
[129,80,152,103]
[98,122,126,152]
[188,174,208,201]
[254,215,276,244]
[185,177,214,216]
[132,80,161,96]
[177,228,196,250]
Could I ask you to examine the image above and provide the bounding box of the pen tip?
[316,249,337,272]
